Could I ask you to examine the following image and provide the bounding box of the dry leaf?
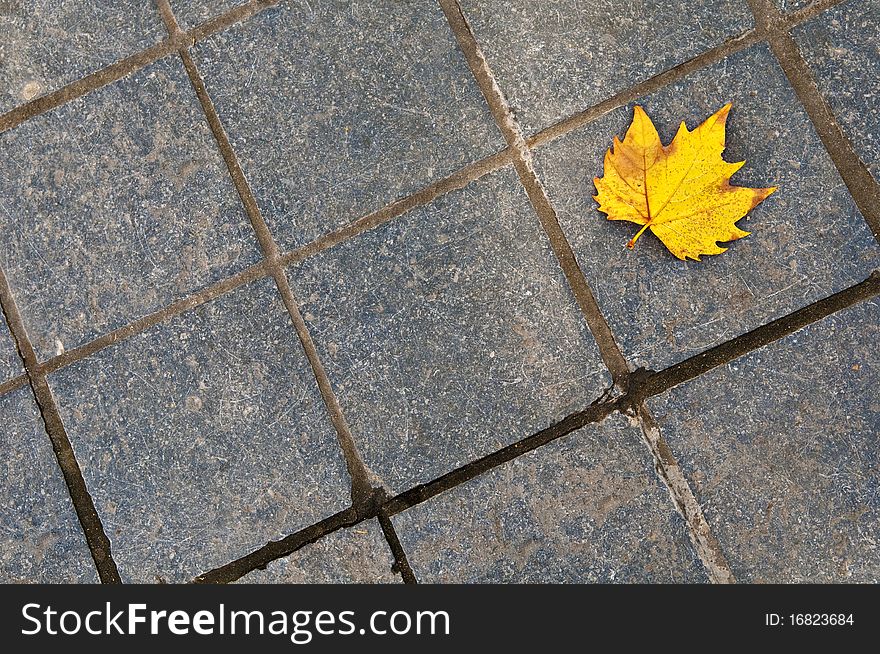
[593,103,777,261]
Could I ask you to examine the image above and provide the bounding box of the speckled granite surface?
[0,0,876,584]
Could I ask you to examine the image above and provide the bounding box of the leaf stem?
[627,223,651,249]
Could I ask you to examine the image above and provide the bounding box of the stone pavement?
[0,0,877,584]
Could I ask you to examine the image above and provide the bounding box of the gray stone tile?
[0,57,261,361]
[288,167,609,493]
[648,299,880,582]
[533,44,880,371]
[392,414,707,583]
[0,0,166,114]
[0,311,22,382]
[192,0,505,252]
[0,386,97,583]
[794,0,880,178]
[774,0,811,13]
[170,0,248,29]
[239,520,400,583]
[48,277,351,583]
[459,0,753,135]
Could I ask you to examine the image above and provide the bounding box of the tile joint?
[0,266,121,583]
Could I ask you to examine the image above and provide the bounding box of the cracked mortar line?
[156,0,374,506]
[196,399,617,583]
[436,0,736,583]
[0,0,869,582]
[0,266,121,583]
[747,0,880,242]
[377,507,418,584]
[634,406,736,583]
[158,1,417,578]
[193,267,880,582]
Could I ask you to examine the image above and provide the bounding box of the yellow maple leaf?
[593,103,777,261]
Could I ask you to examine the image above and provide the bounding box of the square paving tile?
[533,44,880,371]
[392,414,706,583]
[649,299,880,582]
[47,277,351,583]
[0,386,97,583]
[458,0,753,135]
[239,520,400,583]
[794,0,880,178]
[0,56,261,361]
[192,0,505,252]
[0,0,166,114]
[288,167,608,493]
[0,311,22,382]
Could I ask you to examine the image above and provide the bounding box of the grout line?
[194,507,362,584]
[784,0,848,25]
[155,0,180,33]
[164,4,373,505]
[193,267,879,583]
[280,147,515,267]
[525,0,847,151]
[270,270,373,503]
[0,0,279,136]
[748,0,880,242]
[526,29,761,150]
[40,262,268,377]
[196,272,880,583]
[0,0,840,142]
[0,266,120,583]
[437,0,849,585]
[0,373,29,396]
[629,270,880,402]
[437,0,630,386]
[376,507,418,584]
[634,405,735,583]
[0,0,866,585]
[382,400,617,516]
[189,0,281,43]
[0,147,511,405]
[0,39,179,134]
[195,401,615,583]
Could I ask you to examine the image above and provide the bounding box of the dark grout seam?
[434,0,864,585]
[0,0,863,584]
[0,373,29,397]
[280,148,515,267]
[194,506,362,584]
[41,262,268,377]
[0,147,511,405]
[0,0,279,135]
[376,500,418,584]
[189,0,281,43]
[195,400,616,584]
[158,0,373,505]
[0,39,179,134]
[627,270,880,403]
[194,268,879,583]
[527,29,760,150]
[437,0,630,387]
[748,0,880,242]
[0,266,120,583]
[526,0,847,150]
